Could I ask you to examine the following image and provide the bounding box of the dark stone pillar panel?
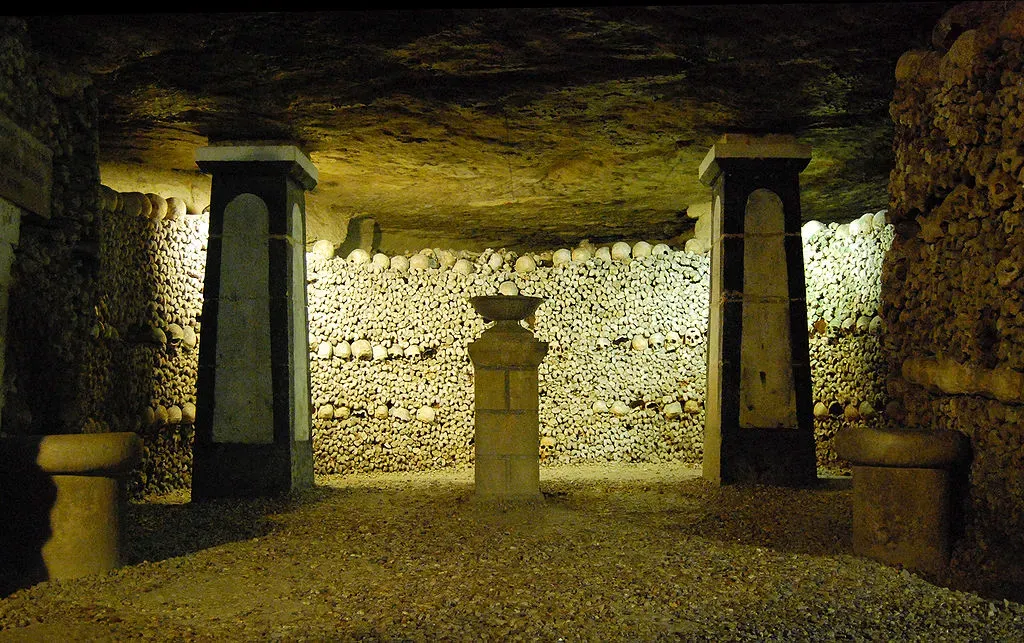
[194,266,219,448]
[720,236,745,292]
[194,365,216,446]
[789,299,812,366]
[268,294,296,445]
[192,443,292,498]
[719,300,744,360]
[719,181,748,236]
[721,428,818,486]
[791,363,816,429]
[783,234,809,296]
[719,374,742,435]
[196,291,220,372]
[199,236,224,301]
[285,181,308,239]
[266,235,298,296]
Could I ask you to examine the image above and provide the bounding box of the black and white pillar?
[191,144,317,498]
[699,134,816,487]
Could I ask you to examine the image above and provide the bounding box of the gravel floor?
[1,463,1022,642]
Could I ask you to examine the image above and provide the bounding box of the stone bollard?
[0,432,142,590]
[468,295,548,502]
[835,426,969,575]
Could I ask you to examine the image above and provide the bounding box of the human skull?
[683,326,703,347]
[498,281,519,296]
[165,323,185,349]
[539,436,556,460]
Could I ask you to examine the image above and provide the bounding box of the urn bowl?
[470,295,543,321]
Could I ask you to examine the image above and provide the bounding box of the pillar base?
[709,427,818,487]
[192,440,313,499]
[475,453,543,501]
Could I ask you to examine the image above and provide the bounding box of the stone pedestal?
[0,432,142,591]
[699,134,816,487]
[836,426,970,575]
[191,144,317,499]
[469,296,547,501]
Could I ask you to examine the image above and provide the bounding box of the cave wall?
[1,19,200,497]
[884,3,1024,576]
[805,213,893,465]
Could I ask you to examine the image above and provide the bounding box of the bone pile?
[92,182,898,488]
[308,218,895,475]
[884,4,1024,552]
[96,186,205,493]
[802,211,893,465]
[306,242,709,474]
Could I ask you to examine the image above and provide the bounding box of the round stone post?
[0,432,141,590]
[835,426,970,575]
[468,296,548,501]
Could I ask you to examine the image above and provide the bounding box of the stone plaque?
[0,113,52,218]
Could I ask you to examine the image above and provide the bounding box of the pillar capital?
[699,134,811,186]
[196,143,318,191]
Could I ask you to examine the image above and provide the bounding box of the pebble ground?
[1,464,1021,642]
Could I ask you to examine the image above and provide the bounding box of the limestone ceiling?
[22,5,955,251]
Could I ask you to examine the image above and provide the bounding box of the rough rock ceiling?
[23,5,955,251]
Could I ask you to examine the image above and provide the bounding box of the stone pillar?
[191,144,317,498]
[699,134,816,486]
[469,296,548,501]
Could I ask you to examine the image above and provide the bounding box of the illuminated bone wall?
[90,182,893,492]
[305,215,893,475]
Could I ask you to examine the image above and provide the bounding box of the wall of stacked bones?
[90,183,893,496]
[1,18,105,446]
[883,5,1024,564]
